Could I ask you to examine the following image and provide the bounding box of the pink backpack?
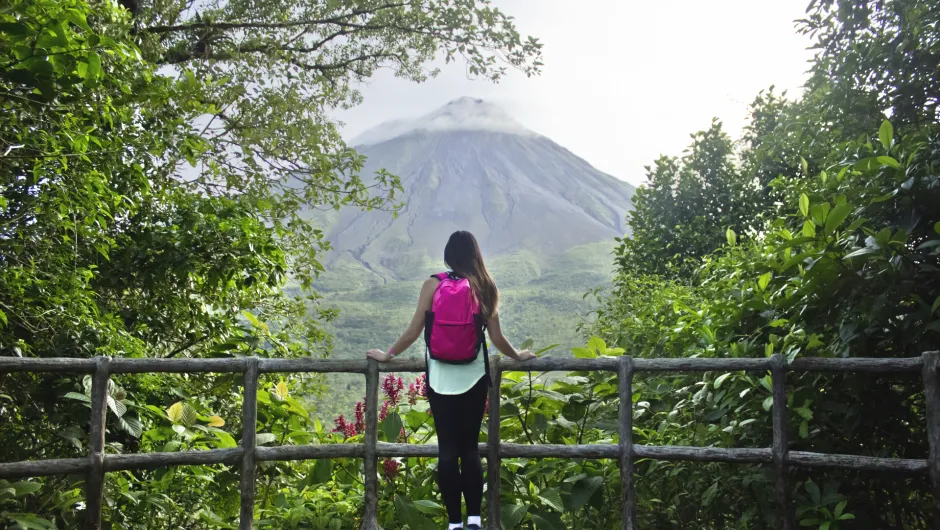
[424,272,486,364]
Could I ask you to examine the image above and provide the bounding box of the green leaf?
[118,415,143,437]
[571,347,596,359]
[713,372,732,389]
[538,488,565,512]
[879,120,893,148]
[213,431,238,449]
[535,344,559,355]
[757,272,772,291]
[762,396,774,411]
[935,222,940,235]
[834,500,846,518]
[66,10,92,31]
[799,420,809,438]
[6,514,56,530]
[381,411,403,442]
[181,404,198,426]
[805,479,821,504]
[501,504,529,530]
[0,308,6,327]
[166,402,184,422]
[256,433,277,445]
[823,203,852,236]
[726,228,737,246]
[519,338,534,350]
[844,248,878,260]
[802,220,816,238]
[63,392,91,403]
[931,296,940,316]
[308,458,331,485]
[412,499,444,514]
[85,51,101,81]
[395,495,437,530]
[530,510,566,530]
[799,194,810,217]
[876,155,900,169]
[11,481,42,496]
[565,476,604,510]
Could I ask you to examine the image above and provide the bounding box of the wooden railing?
[1,352,939,530]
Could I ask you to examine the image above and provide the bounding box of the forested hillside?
[2,0,940,529]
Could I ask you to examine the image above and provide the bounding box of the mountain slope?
[318,98,635,282]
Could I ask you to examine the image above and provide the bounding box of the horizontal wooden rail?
[2,443,929,478]
[1,352,937,530]
[1,354,926,374]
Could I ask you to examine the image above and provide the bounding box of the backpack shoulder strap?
[431,272,449,281]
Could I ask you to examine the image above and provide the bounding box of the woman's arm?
[367,278,438,362]
[486,313,535,361]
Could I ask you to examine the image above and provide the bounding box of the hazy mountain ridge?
[318,98,635,284]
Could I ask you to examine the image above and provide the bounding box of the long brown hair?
[444,231,498,320]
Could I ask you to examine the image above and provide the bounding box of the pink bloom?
[333,414,348,433]
[407,382,418,405]
[355,401,365,434]
[382,373,405,404]
[344,423,358,438]
[418,374,428,398]
[383,458,400,480]
[379,400,391,421]
[333,414,358,439]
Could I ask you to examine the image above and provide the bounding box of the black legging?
[427,375,488,524]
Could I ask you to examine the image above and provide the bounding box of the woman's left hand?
[367,349,392,363]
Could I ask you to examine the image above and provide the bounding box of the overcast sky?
[334,0,816,186]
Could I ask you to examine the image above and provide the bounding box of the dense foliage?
[586,0,940,527]
[3,0,940,528]
[0,0,540,527]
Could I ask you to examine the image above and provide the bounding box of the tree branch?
[141,3,409,35]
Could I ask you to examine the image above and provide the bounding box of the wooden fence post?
[84,356,110,530]
[619,356,636,530]
[361,358,380,530]
[486,356,502,530]
[239,358,260,530]
[923,351,940,526]
[770,354,793,530]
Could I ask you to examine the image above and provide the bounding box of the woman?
[367,230,535,530]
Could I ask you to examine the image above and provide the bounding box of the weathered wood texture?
[84,357,110,530]
[361,359,380,530]
[619,356,636,530]
[257,444,363,461]
[2,355,926,374]
[239,359,259,530]
[787,451,927,473]
[3,352,937,530]
[633,445,772,464]
[771,354,793,530]
[923,351,940,523]
[106,449,243,471]
[2,444,926,478]
[486,363,502,530]
[0,458,90,479]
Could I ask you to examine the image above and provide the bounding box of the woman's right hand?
[516,349,536,361]
[367,349,392,363]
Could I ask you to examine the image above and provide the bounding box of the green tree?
[616,120,760,278]
[1,0,541,526]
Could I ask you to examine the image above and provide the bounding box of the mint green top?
[427,348,486,395]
